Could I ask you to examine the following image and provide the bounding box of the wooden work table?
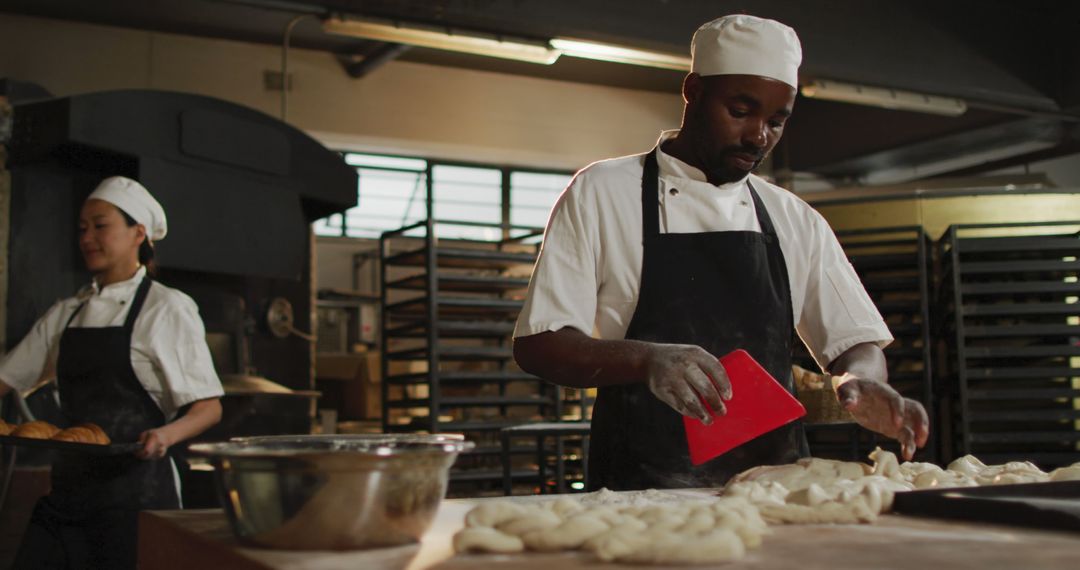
[138,493,1080,570]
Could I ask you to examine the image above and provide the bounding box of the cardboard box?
[315,352,428,420]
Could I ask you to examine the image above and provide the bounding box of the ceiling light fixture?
[323,16,693,71]
[322,16,560,65]
[549,38,690,71]
[801,79,967,116]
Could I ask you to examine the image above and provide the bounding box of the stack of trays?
[937,222,1080,468]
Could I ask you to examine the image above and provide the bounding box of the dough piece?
[711,497,769,548]
[727,457,871,492]
[898,461,941,481]
[974,461,1048,486]
[11,421,60,439]
[583,526,643,561]
[616,529,746,565]
[453,527,524,554]
[464,500,528,528]
[1048,464,1080,482]
[495,508,561,536]
[760,495,878,524]
[913,469,977,489]
[521,514,610,551]
[723,480,789,506]
[459,492,769,563]
[547,496,585,518]
[946,455,988,477]
[868,447,905,482]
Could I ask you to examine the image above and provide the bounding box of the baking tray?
[0,434,141,456]
[892,481,1080,533]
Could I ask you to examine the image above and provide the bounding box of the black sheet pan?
[0,434,141,456]
[892,481,1080,533]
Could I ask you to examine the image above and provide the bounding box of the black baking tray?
[0,434,141,455]
[892,481,1080,533]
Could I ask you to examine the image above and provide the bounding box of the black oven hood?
[7,89,357,281]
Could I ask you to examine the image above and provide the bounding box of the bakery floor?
[138,489,1080,570]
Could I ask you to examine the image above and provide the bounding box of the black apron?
[588,149,809,491]
[15,276,179,570]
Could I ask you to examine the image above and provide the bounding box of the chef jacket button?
[669,188,679,196]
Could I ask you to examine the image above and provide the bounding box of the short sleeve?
[143,296,224,411]
[796,213,893,370]
[0,301,68,392]
[514,174,599,338]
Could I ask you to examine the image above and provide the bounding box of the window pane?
[432,165,502,228]
[345,169,427,238]
[510,171,571,228]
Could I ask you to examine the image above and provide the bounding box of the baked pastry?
[53,426,97,444]
[12,421,61,439]
[78,423,111,445]
[0,420,14,436]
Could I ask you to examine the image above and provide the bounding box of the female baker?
[0,176,223,569]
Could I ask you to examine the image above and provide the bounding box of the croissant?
[0,420,14,436]
[75,423,110,445]
[11,421,61,439]
[53,426,97,444]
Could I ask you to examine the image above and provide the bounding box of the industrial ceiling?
[3,0,1078,184]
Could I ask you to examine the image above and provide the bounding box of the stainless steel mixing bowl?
[188,434,474,550]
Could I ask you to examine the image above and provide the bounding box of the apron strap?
[123,277,154,332]
[64,303,85,330]
[640,149,661,240]
[745,180,779,237]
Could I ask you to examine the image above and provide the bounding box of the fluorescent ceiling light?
[323,16,560,65]
[549,38,690,71]
[801,79,967,117]
[323,17,692,71]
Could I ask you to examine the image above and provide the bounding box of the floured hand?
[834,374,929,460]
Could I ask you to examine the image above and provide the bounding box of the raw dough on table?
[455,494,768,565]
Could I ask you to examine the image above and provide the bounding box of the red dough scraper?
[683,349,807,466]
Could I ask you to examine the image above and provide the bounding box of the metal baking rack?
[380,218,588,495]
[936,221,1080,468]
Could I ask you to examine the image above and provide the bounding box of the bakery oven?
[1,87,357,506]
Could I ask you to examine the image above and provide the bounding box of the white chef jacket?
[514,130,893,370]
[0,266,224,420]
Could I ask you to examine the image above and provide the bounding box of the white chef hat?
[87,176,168,241]
[691,15,802,89]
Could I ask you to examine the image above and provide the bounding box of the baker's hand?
[137,428,172,460]
[835,374,929,460]
[645,344,731,424]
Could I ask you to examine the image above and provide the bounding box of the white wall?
[0,13,682,171]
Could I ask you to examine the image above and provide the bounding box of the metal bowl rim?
[188,433,475,458]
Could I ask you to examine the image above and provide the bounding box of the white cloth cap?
[691,15,802,88]
[87,176,168,241]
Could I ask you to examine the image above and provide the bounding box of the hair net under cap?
[87,176,168,241]
[691,15,802,88]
